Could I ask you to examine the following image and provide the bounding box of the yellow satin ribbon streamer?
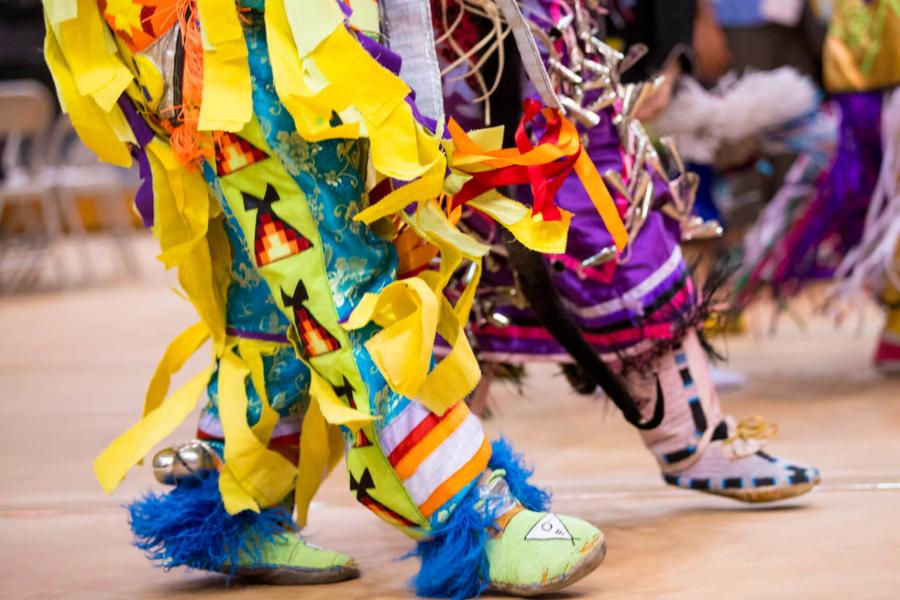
[347,0,380,31]
[344,195,491,416]
[147,139,228,350]
[344,280,480,417]
[45,0,132,112]
[294,390,344,526]
[414,280,482,414]
[142,322,210,417]
[91,328,236,497]
[412,200,484,362]
[217,349,297,514]
[93,323,211,492]
[93,366,213,493]
[354,154,444,224]
[43,22,132,167]
[236,339,282,442]
[298,21,427,179]
[94,324,371,520]
[405,200,489,292]
[45,0,76,25]
[295,370,373,525]
[282,0,346,57]
[342,271,482,416]
[131,54,165,111]
[402,201,484,327]
[309,369,375,431]
[468,194,572,255]
[196,0,253,132]
[149,140,209,265]
[405,202,486,409]
[314,29,446,223]
[343,277,439,401]
[264,0,366,140]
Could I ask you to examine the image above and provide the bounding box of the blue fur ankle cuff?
[127,471,293,573]
[411,481,496,600]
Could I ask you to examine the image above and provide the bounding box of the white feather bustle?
[651,67,820,164]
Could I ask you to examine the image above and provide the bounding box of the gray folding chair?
[46,116,141,283]
[0,80,65,291]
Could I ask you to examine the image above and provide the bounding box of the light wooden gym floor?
[1,238,898,599]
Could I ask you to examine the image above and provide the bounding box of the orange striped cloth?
[379,400,490,518]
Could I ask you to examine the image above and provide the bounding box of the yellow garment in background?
[824,0,900,93]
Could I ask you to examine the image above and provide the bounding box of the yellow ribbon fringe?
[45,0,133,113]
[196,0,253,132]
[43,7,133,167]
[343,202,486,417]
[93,321,214,493]
[216,349,296,514]
[93,320,373,520]
[141,321,210,418]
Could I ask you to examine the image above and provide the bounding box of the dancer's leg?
[459,60,820,504]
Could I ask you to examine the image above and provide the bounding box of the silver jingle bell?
[152,447,177,485]
[152,440,217,485]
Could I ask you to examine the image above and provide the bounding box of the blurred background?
[1,0,143,293]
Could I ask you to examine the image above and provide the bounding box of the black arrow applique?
[349,468,416,526]
[281,281,340,358]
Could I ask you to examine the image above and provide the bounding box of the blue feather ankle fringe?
[127,472,293,573]
[411,484,497,600]
[411,438,550,599]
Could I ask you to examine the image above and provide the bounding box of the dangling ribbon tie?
[447,99,628,251]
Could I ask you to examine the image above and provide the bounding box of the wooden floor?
[2,237,899,599]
